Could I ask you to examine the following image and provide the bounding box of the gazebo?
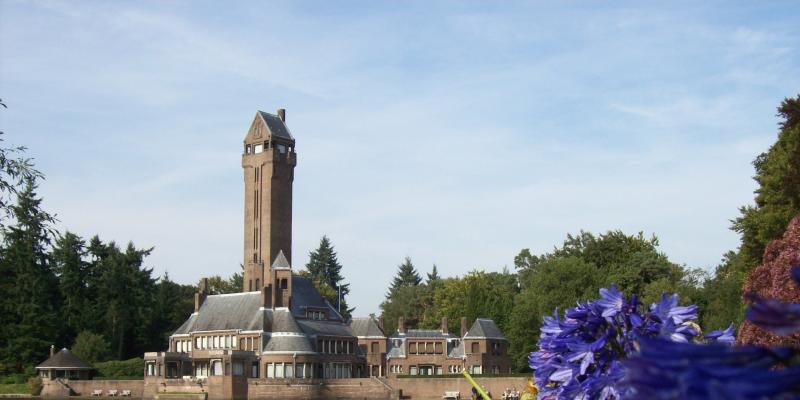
[36,347,94,380]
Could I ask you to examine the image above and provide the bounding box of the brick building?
[141,110,512,398]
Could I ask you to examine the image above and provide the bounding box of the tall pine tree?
[304,236,352,318]
[387,256,421,296]
[51,231,91,346]
[0,179,59,373]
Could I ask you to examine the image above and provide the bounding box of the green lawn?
[0,383,29,394]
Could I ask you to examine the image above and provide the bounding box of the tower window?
[254,144,263,153]
[276,144,286,154]
[255,279,260,290]
[245,145,251,154]
[249,280,252,292]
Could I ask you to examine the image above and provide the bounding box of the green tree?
[379,285,427,333]
[0,129,44,225]
[387,256,422,296]
[508,257,601,370]
[51,232,91,345]
[732,95,800,269]
[430,270,518,335]
[0,180,59,374]
[71,331,111,365]
[90,239,156,359]
[198,274,241,294]
[304,236,352,318]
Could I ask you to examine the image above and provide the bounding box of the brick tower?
[241,109,296,293]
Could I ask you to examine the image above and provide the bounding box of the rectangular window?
[284,364,292,379]
[436,366,443,375]
[251,362,259,378]
[254,144,263,153]
[202,336,208,349]
[435,342,443,354]
[409,342,417,354]
[371,342,379,354]
[277,144,286,154]
[266,363,274,379]
[211,360,223,376]
[275,363,283,378]
[409,366,418,376]
[231,336,237,349]
[426,342,434,354]
[295,364,303,379]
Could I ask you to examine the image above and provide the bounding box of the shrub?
[95,358,144,379]
[27,377,42,395]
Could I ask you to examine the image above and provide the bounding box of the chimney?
[398,316,406,334]
[441,317,448,333]
[201,277,209,293]
[378,316,385,332]
[460,317,467,337]
[194,292,206,312]
[277,108,286,122]
[261,284,273,309]
[50,345,55,357]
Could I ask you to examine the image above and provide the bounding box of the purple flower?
[530,285,702,399]
[621,337,800,400]
[705,324,736,344]
[597,285,624,317]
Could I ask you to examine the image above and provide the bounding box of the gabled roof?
[173,292,263,334]
[257,111,294,141]
[36,349,93,370]
[349,317,385,338]
[271,250,291,270]
[464,318,506,340]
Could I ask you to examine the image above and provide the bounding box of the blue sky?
[1,1,798,315]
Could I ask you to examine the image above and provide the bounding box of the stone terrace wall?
[247,378,395,400]
[44,379,145,398]
[389,376,530,400]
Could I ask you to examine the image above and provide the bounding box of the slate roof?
[290,275,343,321]
[386,338,405,358]
[271,250,291,270]
[257,111,294,141]
[173,292,262,334]
[297,319,354,338]
[263,335,314,353]
[270,309,303,334]
[464,318,506,340]
[447,339,465,358]
[349,317,385,338]
[36,349,93,370]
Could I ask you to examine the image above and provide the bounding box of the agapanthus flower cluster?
[529,285,728,399]
[620,265,800,400]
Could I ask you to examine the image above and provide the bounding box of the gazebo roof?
[36,348,93,370]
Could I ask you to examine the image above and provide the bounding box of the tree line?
[0,94,797,377]
[377,95,800,370]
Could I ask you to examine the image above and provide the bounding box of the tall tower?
[242,109,296,293]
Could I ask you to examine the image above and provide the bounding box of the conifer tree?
[52,231,90,345]
[0,179,59,373]
[304,236,352,318]
[387,256,421,296]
